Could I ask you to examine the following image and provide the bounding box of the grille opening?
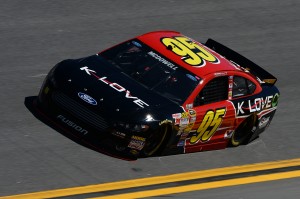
[52,91,109,131]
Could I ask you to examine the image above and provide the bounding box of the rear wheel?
[230,114,257,147]
[142,125,169,157]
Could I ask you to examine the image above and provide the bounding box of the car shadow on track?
[24,96,137,161]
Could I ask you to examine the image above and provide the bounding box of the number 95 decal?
[161,36,220,67]
[190,108,226,144]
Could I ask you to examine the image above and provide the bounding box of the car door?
[184,75,236,153]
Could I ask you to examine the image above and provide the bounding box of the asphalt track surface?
[0,0,299,198]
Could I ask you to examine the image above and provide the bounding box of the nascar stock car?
[36,31,279,159]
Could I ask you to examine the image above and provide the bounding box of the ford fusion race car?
[37,31,279,159]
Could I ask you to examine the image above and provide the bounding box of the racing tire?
[142,124,170,157]
[230,114,257,147]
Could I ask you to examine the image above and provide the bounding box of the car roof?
[137,31,240,77]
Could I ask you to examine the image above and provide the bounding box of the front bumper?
[36,78,140,160]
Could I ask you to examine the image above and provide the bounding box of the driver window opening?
[233,76,256,98]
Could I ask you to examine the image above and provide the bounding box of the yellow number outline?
[161,36,219,67]
[190,108,226,144]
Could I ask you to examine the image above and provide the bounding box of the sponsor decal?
[235,94,279,116]
[224,130,234,139]
[112,131,126,139]
[178,112,189,126]
[214,72,227,77]
[188,109,197,123]
[161,36,220,67]
[186,74,198,82]
[228,91,233,100]
[132,41,142,48]
[173,110,197,126]
[177,129,190,147]
[147,51,178,70]
[78,92,97,105]
[80,66,149,108]
[186,103,193,109]
[128,135,146,150]
[228,75,234,100]
[176,109,197,146]
[272,93,280,107]
[177,140,185,147]
[188,109,196,116]
[259,117,270,129]
[57,115,88,135]
[189,117,196,123]
[180,117,189,125]
[172,113,182,119]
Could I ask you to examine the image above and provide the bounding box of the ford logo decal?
[78,92,97,105]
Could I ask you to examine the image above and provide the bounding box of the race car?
[36,31,279,159]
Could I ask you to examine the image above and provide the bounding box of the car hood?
[53,55,183,123]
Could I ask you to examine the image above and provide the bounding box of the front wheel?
[230,114,257,147]
[142,125,170,157]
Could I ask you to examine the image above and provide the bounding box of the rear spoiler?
[205,39,277,85]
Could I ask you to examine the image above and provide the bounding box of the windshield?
[100,40,201,104]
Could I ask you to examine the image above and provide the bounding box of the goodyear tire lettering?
[190,108,226,144]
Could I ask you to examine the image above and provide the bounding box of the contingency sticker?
[176,109,197,147]
[128,136,146,150]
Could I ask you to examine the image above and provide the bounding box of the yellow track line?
[89,170,300,199]
[1,158,300,199]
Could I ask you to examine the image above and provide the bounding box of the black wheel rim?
[233,116,254,143]
[143,126,168,156]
